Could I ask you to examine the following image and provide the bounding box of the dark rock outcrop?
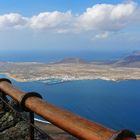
[0,93,57,140]
[0,93,30,140]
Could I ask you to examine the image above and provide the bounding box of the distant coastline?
[0,69,140,83]
[1,51,140,82]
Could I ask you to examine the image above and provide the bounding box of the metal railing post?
[29,112,34,140]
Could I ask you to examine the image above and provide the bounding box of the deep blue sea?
[0,50,130,63]
[0,51,140,134]
[0,74,140,134]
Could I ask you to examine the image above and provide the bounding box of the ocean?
[0,50,129,63]
[0,74,140,134]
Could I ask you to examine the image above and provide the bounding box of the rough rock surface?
[0,93,30,140]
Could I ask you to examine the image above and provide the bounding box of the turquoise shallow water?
[0,74,140,134]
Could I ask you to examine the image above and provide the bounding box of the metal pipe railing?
[0,80,115,140]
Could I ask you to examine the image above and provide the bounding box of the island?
[0,51,140,82]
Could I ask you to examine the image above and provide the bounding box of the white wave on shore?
[34,118,50,124]
[38,78,65,85]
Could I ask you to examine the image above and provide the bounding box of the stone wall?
[0,93,30,140]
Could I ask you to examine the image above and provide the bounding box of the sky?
[0,0,140,53]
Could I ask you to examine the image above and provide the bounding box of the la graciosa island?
[1,51,140,82]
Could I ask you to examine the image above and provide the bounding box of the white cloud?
[0,1,139,36]
[0,13,28,29]
[76,2,138,32]
[95,32,110,39]
[29,11,73,31]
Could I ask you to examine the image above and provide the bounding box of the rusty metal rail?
[0,79,116,140]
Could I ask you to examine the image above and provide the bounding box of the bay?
[0,74,140,134]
